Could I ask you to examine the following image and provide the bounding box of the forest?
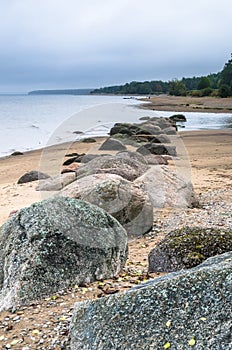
[91,55,232,97]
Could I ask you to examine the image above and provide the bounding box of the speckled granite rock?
[99,138,127,151]
[36,173,76,191]
[134,166,198,208]
[149,226,232,272]
[62,173,153,238]
[0,197,128,311]
[69,252,232,350]
[75,155,148,182]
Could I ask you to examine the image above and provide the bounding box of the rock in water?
[0,197,128,311]
[69,252,232,349]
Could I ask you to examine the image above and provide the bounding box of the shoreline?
[0,129,232,226]
[138,95,232,113]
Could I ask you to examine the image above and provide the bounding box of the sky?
[0,0,232,92]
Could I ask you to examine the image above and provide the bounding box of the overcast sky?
[0,0,232,92]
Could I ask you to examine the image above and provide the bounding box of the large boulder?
[36,173,76,191]
[149,226,232,272]
[17,170,50,184]
[134,166,198,208]
[75,155,148,182]
[69,252,232,349]
[0,197,128,311]
[99,138,126,151]
[136,143,177,156]
[62,173,153,238]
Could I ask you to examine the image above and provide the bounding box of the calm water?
[0,94,231,157]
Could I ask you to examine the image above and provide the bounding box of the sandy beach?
[139,95,232,113]
[0,123,231,348]
[0,129,231,226]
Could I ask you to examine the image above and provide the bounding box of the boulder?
[169,114,187,122]
[155,134,171,144]
[116,151,148,165]
[17,170,50,184]
[61,163,79,173]
[62,173,153,238]
[0,197,128,311]
[63,156,79,166]
[136,143,177,156]
[149,117,176,129]
[139,123,162,135]
[99,138,126,151]
[134,166,198,208]
[162,126,177,135]
[11,151,24,156]
[36,173,76,191]
[148,226,232,272]
[144,155,168,165]
[81,138,96,143]
[75,155,148,182]
[69,252,232,350]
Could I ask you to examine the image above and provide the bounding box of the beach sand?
[0,129,231,226]
[0,127,231,348]
[139,94,232,113]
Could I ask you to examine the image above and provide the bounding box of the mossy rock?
[149,226,232,272]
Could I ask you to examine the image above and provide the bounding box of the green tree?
[168,79,186,96]
[218,84,231,97]
[219,54,232,96]
[198,77,211,90]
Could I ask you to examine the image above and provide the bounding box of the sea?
[0,94,232,158]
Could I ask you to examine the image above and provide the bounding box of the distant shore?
[138,95,232,113]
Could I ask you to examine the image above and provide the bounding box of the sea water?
[0,94,231,157]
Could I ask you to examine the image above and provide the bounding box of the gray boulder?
[99,138,126,151]
[36,173,76,191]
[162,126,177,135]
[69,252,232,350]
[81,154,109,163]
[149,226,232,272]
[17,170,50,184]
[116,151,148,165]
[75,155,148,182]
[139,123,162,135]
[145,155,168,165]
[134,166,198,208]
[136,143,177,156]
[0,197,128,311]
[62,173,153,238]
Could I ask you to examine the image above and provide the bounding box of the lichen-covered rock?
[149,226,232,272]
[17,170,50,184]
[75,155,148,182]
[134,166,198,208]
[62,173,153,238]
[69,252,232,350]
[99,138,127,151]
[0,197,128,311]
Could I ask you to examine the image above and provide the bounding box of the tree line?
[91,55,232,97]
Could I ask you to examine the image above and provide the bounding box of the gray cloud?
[0,0,231,92]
